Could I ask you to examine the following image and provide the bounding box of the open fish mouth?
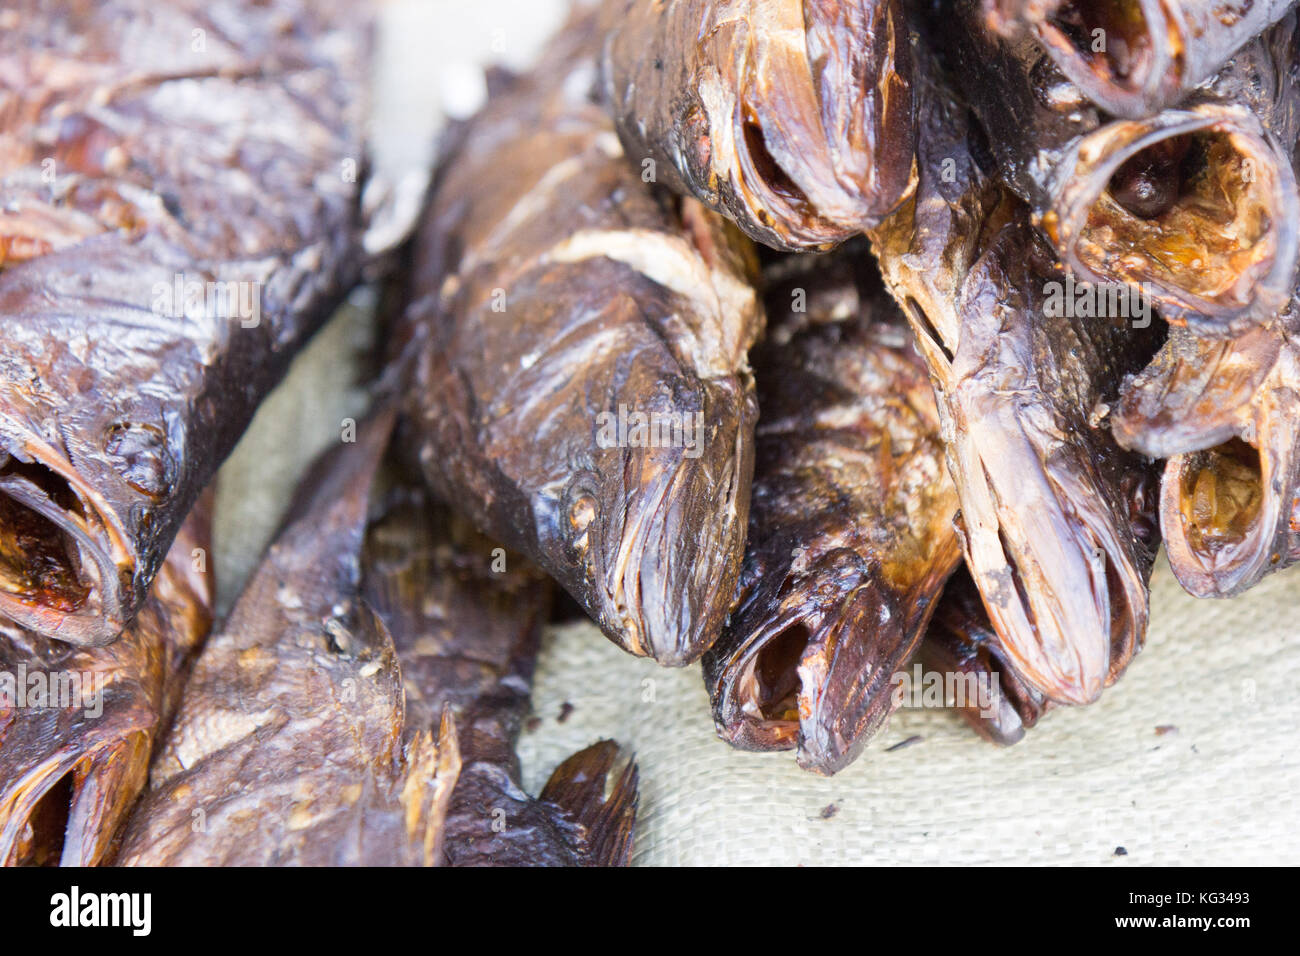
[953,398,1153,706]
[707,549,932,774]
[1162,403,1300,596]
[589,381,755,666]
[0,727,150,866]
[1032,0,1172,116]
[1053,106,1299,331]
[0,437,128,646]
[729,0,915,245]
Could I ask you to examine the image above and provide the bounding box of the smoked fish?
[601,0,916,250]
[118,409,637,866]
[361,484,639,867]
[945,2,1300,332]
[400,9,764,666]
[868,35,1162,706]
[0,0,371,645]
[0,494,213,866]
[1115,295,1300,597]
[703,242,961,774]
[998,0,1299,118]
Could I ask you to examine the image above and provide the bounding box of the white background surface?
[212,0,1300,866]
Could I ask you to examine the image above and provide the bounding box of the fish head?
[952,392,1157,705]
[1031,0,1175,117]
[570,377,757,667]
[1054,105,1299,331]
[713,0,916,247]
[705,543,924,773]
[1160,364,1300,596]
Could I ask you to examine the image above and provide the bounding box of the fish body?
[868,33,1161,706]
[400,9,764,666]
[361,487,638,866]
[704,243,961,774]
[118,408,636,866]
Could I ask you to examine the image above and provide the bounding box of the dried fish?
[118,408,637,866]
[0,493,213,866]
[115,409,461,866]
[400,9,763,665]
[1001,0,1299,117]
[601,0,916,250]
[1115,298,1300,597]
[703,242,961,774]
[945,2,1300,332]
[917,568,1050,746]
[867,34,1161,705]
[0,0,371,645]
[361,485,638,867]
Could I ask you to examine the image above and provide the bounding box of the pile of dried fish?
[3,0,1298,867]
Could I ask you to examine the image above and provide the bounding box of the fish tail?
[539,740,639,867]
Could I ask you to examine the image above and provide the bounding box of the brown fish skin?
[1113,323,1286,459]
[867,34,1161,706]
[361,487,639,867]
[944,1,1300,334]
[703,242,961,775]
[0,0,371,646]
[1005,0,1298,118]
[917,568,1050,746]
[118,407,637,867]
[601,0,916,251]
[0,491,213,867]
[116,408,462,867]
[399,10,764,666]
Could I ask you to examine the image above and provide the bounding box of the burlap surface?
[210,0,1300,867]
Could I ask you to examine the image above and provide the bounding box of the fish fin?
[399,708,461,866]
[539,740,639,867]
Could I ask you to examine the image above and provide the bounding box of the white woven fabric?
[211,0,1300,867]
[515,565,1300,866]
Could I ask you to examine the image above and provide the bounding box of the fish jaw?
[951,389,1152,706]
[0,723,150,868]
[706,547,940,773]
[586,381,757,666]
[1113,325,1284,459]
[726,0,916,246]
[0,429,132,647]
[1053,105,1299,333]
[1160,373,1300,597]
[1030,0,1175,118]
[793,557,930,775]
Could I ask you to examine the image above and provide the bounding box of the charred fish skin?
[0,0,371,646]
[944,1,1300,334]
[601,0,917,251]
[868,31,1161,707]
[361,486,639,867]
[1006,0,1298,119]
[704,242,962,775]
[917,568,1050,746]
[0,492,214,867]
[116,407,463,867]
[400,9,764,666]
